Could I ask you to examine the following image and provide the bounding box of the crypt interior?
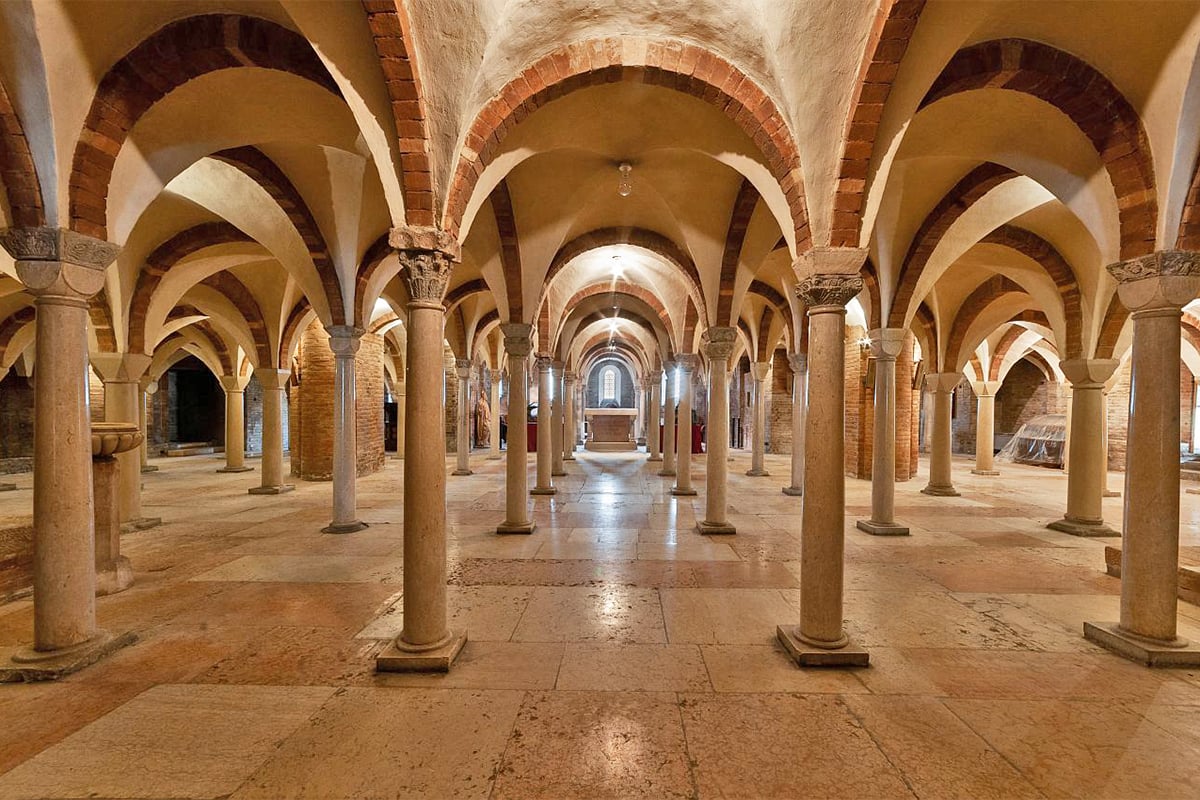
[2,0,1200,797]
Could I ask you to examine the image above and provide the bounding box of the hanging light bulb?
[617,162,633,197]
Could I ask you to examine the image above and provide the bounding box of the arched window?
[601,365,619,402]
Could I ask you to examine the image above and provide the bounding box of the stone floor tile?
[355,585,533,642]
[371,640,564,690]
[511,586,667,643]
[190,554,404,584]
[661,588,797,644]
[700,643,869,693]
[556,643,711,691]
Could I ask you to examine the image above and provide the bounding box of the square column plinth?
[376,630,467,672]
[1083,622,1200,667]
[776,625,869,667]
[1,631,137,682]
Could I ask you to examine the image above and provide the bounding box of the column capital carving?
[701,326,737,361]
[788,353,808,374]
[675,354,699,374]
[534,355,554,373]
[551,360,565,373]
[924,372,961,394]
[564,371,578,384]
[792,246,868,279]
[500,323,534,358]
[868,327,907,361]
[326,325,364,357]
[454,358,472,379]
[749,361,771,381]
[1,227,119,301]
[1107,250,1200,312]
[390,227,459,307]
[796,273,863,310]
[1058,358,1119,389]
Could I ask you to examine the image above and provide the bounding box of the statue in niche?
[475,393,491,446]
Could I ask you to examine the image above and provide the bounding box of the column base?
[647,455,662,462]
[375,629,467,673]
[921,484,960,497]
[657,468,676,477]
[496,520,536,535]
[217,465,253,474]
[120,517,162,533]
[776,625,869,667]
[745,469,771,477]
[1083,622,1200,667]
[0,630,137,683]
[96,557,134,597]
[781,486,803,496]
[452,469,474,476]
[530,487,557,496]
[0,483,16,492]
[322,520,369,535]
[1047,518,1118,537]
[971,469,1000,476]
[697,520,736,535]
[671,486,698,497]
[249,484,295,495]
[140,465,160,474]
[856,519,910,536]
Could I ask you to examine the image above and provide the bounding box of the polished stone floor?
[1,449,1200,798]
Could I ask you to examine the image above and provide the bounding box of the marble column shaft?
[453,359,473,476]
[747,362,771,476]
[563,372,577,461]
[138,379,158,473]
[970,381,1001,476]
[922,373,961,497]
[551,362,565,476]
[250,369,292,495]
[498,326,534,534]
[217,377,251,473]
[1049,360,1118,537]
[672,356,698,496]
[325,327,366,533]
[648,374,662,461]
[699,328,737,533]
[857,328,908,536]
[783,354,807,496]
[489,369,503,459]
[532,357,556,494]
[659,362,677,476]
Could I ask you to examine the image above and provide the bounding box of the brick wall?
[586,360,635,407]
[0,372,34,474]
[767,348,791,453]
[291,321,385,480]
[444,348,458,453]
[951,378,977,454]
[843,327,919,480]
[246,374,264,455]
[995,359,1064,436]
[88,366,104,421]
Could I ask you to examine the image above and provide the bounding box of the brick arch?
[988,325,1029,381]
[353,233,395,325]
[279,298,315,367]
[1180,314,1200,360]
[946,276,1028,370]
[0,307,35,367]
[888,162,1019,328]
[978,224,1084,358]
[489,180,524,321]
[69,14,341,241]
[444,279,490,313]
[833,0,926,247]
[189,319,234,376]
[716,178,761,325]
[0,79,45,227]
[755,305,775,361]
[128,222,254,355]
[921,39,1157,260]
[912,302,937,370]
[1178,160,1200,250]
[196,271,272,367]
[1021,349,1057,384]
[360,1,433,226]
[859,259,883,331]
[554,280,673,352]
[444,36,810,250]
[1094,293,1129,360]
[578,339,648,376]
[89,289,118,353]
[746,279,794,350]
[211,147,344,325]
[540,227,707,327]
[570,310,660,356]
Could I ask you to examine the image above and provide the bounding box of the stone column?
[377,227,466,672]
[746,362,771,476]
[217,375,252,473]
[1084,252,1200,665]
[489,368,503,459]
[249,369,294,495]
[648,372,663,461]
[452,359,473,476]
[394,379,406,457]
[699,328,737,533]
[777,251,869,666]
[783,354,807,496]
[1048,359,1119,537]
[531,356,556,495]
[1101,388,1120,497]
[497,327,535,534]
[323,326,367,533]
[659,361,677,476]
[93,353,157,530]
[563,371,577,461]
[922,373,961,496]
[672,355,698,496]
[92,423,141,596]
[970,380,1002,476]
[139,378,159,473]
[0,227,133,679]
[856,328,909,536]
[551,362,566,476]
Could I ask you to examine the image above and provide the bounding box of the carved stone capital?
[750,361,771,382]
[796,273,863,310]
[787,353,808,374]
[326,325,364,358]
[390,227,459,307]
[454,358,473,380]
[792,246,868,279]
[675,354,699,374]
[1107,250,1200,312]
[534,355,554,373]
[925,372,961,394]
[564,371,578,385]
[1058,358,1118,389]
[1,227,119,301]
[701,326,737,362]
[91,352,152,383]
[868,327,907,361]
[501,323,534,358]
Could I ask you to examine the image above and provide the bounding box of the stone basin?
[91,423,143,458]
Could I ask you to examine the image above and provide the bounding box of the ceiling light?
[617,163,633,198]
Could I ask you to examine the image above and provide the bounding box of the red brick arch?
[755,305,775,361]
[188,319,235,376]
[746,279,795,351]
[69,14,341,241]
[578,339,648,376]
[444,36,810,251]
[833,0,926,247]
[0,79,44,228]
[555,280,673,348]
[444,279,490,313]
[360,1,434,226]
[1094,293,1129,360]
[196,271,272,367]
[946,276,1028,370]
[353,233,394,325]
[279,298,314,367]
[489,180,525,321]
[716,179,761,325]
[988,325,1028,382]
[921,39,1157,260]
[0,307,35,367]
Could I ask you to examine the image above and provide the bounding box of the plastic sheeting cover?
[996,413,1066,468]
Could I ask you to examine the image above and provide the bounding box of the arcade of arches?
[3,1,1200,796]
